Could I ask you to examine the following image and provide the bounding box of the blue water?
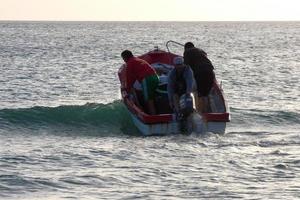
[0,21,299,199]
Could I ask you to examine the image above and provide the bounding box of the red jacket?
[125,57,156,91]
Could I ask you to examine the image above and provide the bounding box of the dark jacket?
[184,47,215,96]
[183,47,214,74]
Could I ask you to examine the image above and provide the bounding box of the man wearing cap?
[167,56,194,113]
[121,50,159,115]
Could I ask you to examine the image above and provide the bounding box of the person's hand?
[125,93,134,100]
[128,94,134,101]
[169,101,174,110]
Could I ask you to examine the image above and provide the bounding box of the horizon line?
[0,20,299,23]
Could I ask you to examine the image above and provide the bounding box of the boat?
[118,41,230,136]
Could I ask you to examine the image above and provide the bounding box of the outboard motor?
[179,93,195,119]
[178,93,203,134]
[178,93,195,133]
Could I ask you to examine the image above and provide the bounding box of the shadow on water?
[0,100,140,137]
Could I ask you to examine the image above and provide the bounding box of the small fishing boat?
[118,41,230,136]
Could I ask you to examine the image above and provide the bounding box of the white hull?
[130,112,226,136]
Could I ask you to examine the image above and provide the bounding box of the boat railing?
[166,40,184,54]
[165,40,184,64]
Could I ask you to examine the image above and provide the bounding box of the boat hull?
[118,46,230,136]
[129,111,227,136]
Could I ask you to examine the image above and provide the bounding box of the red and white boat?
[118,41,230,136]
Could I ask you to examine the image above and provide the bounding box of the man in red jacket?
[121,50,159,115]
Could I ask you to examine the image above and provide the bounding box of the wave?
[1,103,298,136]
[0,101,138,136]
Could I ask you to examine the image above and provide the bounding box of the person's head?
[121,50,134,63]
[173,56,185,69]
[184,42,194,50]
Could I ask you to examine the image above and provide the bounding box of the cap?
[173,57,184,65]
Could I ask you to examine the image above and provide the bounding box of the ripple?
[0,21,299,200]
[274,164,289,170]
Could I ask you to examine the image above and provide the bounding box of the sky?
[0,0,300,21]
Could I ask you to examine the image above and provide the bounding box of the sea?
[0,21,299,200]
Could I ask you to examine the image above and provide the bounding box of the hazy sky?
[1,0,299,21]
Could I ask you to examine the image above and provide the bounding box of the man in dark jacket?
[183,42,215,113]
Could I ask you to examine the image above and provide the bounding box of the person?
[183,42,215,113]
[121,50,159,115]
[167,56,194,113]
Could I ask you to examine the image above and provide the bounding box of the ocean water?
[0,21,299,199]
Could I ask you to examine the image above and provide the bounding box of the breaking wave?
[0,101,138,136]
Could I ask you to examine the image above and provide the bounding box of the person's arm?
[125,64,135,92]
[183,50,190,65]
[167,70,175,109]
[184,67,194,94]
